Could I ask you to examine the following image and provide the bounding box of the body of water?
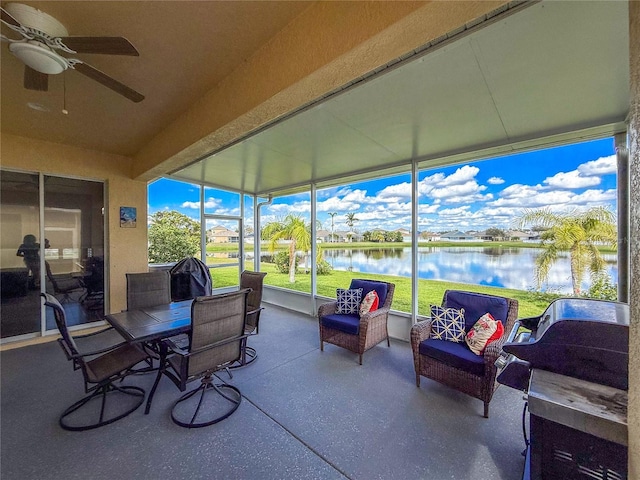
[318,247,618,294]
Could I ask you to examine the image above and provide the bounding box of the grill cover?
[169,257,212,302]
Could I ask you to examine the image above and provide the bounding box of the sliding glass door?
[1,170,105,341]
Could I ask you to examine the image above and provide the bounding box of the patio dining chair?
[126,270,171,310]
[41,293,149,431]
[228,270,267,369]
[318,279,395,364]
[161,289,251,428]
[45,261,85,304]
[126,270,173,363]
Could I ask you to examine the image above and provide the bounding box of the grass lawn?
[210,263,560,319]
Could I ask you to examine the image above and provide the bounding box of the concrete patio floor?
[1,304,526,479]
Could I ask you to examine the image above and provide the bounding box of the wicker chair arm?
[317,301,338,318]
[358,305,390,332]
[483,332,510,365]
[410,319,433,349]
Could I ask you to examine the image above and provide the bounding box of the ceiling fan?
[0,2,144,102]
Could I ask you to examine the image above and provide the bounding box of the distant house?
[207,225,239,243]
[396,228,411,242]
[316,229,332,242]
[420,231,441,242]
[440,230,477,241]
[505,230,531,241]
[328,230,361,242]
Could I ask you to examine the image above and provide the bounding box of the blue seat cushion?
[419,338,485,376]
[444,290,509,331]
[350,279,388,306]
[321,313,360,335]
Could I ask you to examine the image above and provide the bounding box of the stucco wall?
[0,133,148,313]
[628,1,639,476]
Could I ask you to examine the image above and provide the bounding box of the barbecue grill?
[497,297,629,480]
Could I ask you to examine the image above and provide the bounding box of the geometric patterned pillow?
[429,305,465,343]
[336,288,363,314]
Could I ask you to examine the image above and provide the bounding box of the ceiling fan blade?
[1,7,21,28]
[73,62,144,103]
[59,36,139,56]
[24,66,49,91]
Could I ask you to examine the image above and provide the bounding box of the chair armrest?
[64,338,128,360]
[247,306,264,317]
[164,336,190,356]
[169,333,251,358]
[483,333,509,365]
[318,301,338,318]
[71,325,115,340]
[410,319,433,351]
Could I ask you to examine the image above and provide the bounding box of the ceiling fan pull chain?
[62,72,68,115]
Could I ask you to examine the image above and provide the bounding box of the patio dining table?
[105,300,192,414]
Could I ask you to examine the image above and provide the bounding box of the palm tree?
[514,206,617,295]
[345,212,359,242]
[262,214,312,283]
[328,212,337,242]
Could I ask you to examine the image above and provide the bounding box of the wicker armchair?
[411,289,518,418]
[318,279,395,365]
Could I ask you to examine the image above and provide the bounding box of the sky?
[148,137,617,234]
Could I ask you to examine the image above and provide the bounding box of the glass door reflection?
[43,175,105,331]
[0,171,41,338]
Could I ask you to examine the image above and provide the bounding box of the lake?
[316,247,618,294]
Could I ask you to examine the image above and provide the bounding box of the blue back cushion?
[444,290,509,331]
[349,279,388,306]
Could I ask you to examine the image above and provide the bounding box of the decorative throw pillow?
[429,305,465,343]
[359,290,380,316]
[465,312,504,355]
[336,288,363,314]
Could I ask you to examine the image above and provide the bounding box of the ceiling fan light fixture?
[9,41,67,74]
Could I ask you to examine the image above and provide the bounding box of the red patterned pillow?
[359,290,379,316]
[465,312,503,355]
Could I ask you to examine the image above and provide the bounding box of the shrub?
[583,272,617,301]
[274,251,298,274]
[316,259,333,275]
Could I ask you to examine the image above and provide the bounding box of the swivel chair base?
[228,343,257,370]
[60,383,146,431]
[171,375,242,428]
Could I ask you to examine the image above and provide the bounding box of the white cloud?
[378,182,411,200]
[440,165,479,186]
[566,189,617,205]
[430,180,488,200]
[438,206,471,217]
[181,197,223,209]
[487,176,505,185]
[544,170,601,189]
[578,155,617,176]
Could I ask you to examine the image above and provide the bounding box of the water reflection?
[318,247,617,294]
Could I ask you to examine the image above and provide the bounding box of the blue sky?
[149,137,617,233]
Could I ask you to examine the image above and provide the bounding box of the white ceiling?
[171,1,630,196]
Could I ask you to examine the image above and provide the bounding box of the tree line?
[148,206,617,296]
